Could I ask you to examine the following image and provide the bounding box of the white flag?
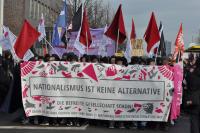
[38,13,46,42]
[0,30,11,51]
[2,26,34,61]
[98,25,109,57]
[124,39,132,63]
[74,30,86,54]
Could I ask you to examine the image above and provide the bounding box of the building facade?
[4,0,62,39]
[3,0,63,55]
[165,40,172,56]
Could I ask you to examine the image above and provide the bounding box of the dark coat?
[0,66,10,105]
[188,68,200,114]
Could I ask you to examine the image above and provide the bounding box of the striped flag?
[173,23,184,62]
[38,13,46,42]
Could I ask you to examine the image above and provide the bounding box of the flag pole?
[116,28,119,53]
[177,50,180,63]
[86,31,89,55]
[44,38,61,58]
[155,44,160,65]
[45,42,48,54]
[66,37,69,53]
[71,44,75,53]
[0,0,4,37]
[44,37,48,55]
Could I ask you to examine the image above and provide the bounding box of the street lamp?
[0,0,3,36]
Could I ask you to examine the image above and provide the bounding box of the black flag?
[158,22,166,57]
[72,4,82,31]
[61,31,67,48]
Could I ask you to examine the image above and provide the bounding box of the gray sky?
[103,0,200,48]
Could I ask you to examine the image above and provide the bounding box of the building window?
[39,3,43,17]
[37,1,40,19]
[34,0,38,20]
[29,0,33,18]
[41,3,44,16]
[32,0,36,19]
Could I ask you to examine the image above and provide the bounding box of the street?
[0,110,190,133]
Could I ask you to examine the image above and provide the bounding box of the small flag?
[2,26,34,61]
[98,25,109,57]
[130,18,136,40]
[57,1,67,28]
[14,20,40,59]
[173,23,184,62]
[105,4,127,44]
[43,44,47,56]
[79,8,92,48]
[144,12,160,53]
[72,4,82,32]
[124,39,132,63]
[52,1,68,46]
[74,7,92,54]
[52,24,60,46]
[158,22,166,57]
[61,31,67,48]
[0,28,11,51]
[38,13,46,42]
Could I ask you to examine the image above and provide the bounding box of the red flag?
[143,12,160,53]
[153,47,158,55]
[105,4,126,44]
[173,23,184,62]
[43,44,48,56]
[130,18,136,40]
[14,20,40,59]
[79,8,92,48]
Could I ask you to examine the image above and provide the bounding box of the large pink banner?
[170,64,183,120]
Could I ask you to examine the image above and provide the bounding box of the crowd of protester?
[0,51,200,132]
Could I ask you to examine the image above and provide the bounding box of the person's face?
[62,56,67,61]
[116,60,123,66]
[149,61,155,66]
[163,59,169,65]
[49,57,55,61]
[140,62,145,65]
[111,58,115,64]
[81,57,86,62]
[92,58,98,63]
[72,58,77,62]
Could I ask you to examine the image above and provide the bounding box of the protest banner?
[170,63,183,120]
[50,28,115,57]
[21,61,174,121]
[131,39,144,57]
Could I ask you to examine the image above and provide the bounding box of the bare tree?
[68,0,114,28]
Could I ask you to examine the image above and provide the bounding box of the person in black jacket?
[187,57,200,133]
[0,56,10,106]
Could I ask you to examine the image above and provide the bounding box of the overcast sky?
[103,0,200,48]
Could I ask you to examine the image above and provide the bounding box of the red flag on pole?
[43,44,48,56]
[14,20,40,59]
[143,12,160,53]
[105,4,126,44]
[173,23,184,62]
[130,18,136,40]
[79,8,92,48]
